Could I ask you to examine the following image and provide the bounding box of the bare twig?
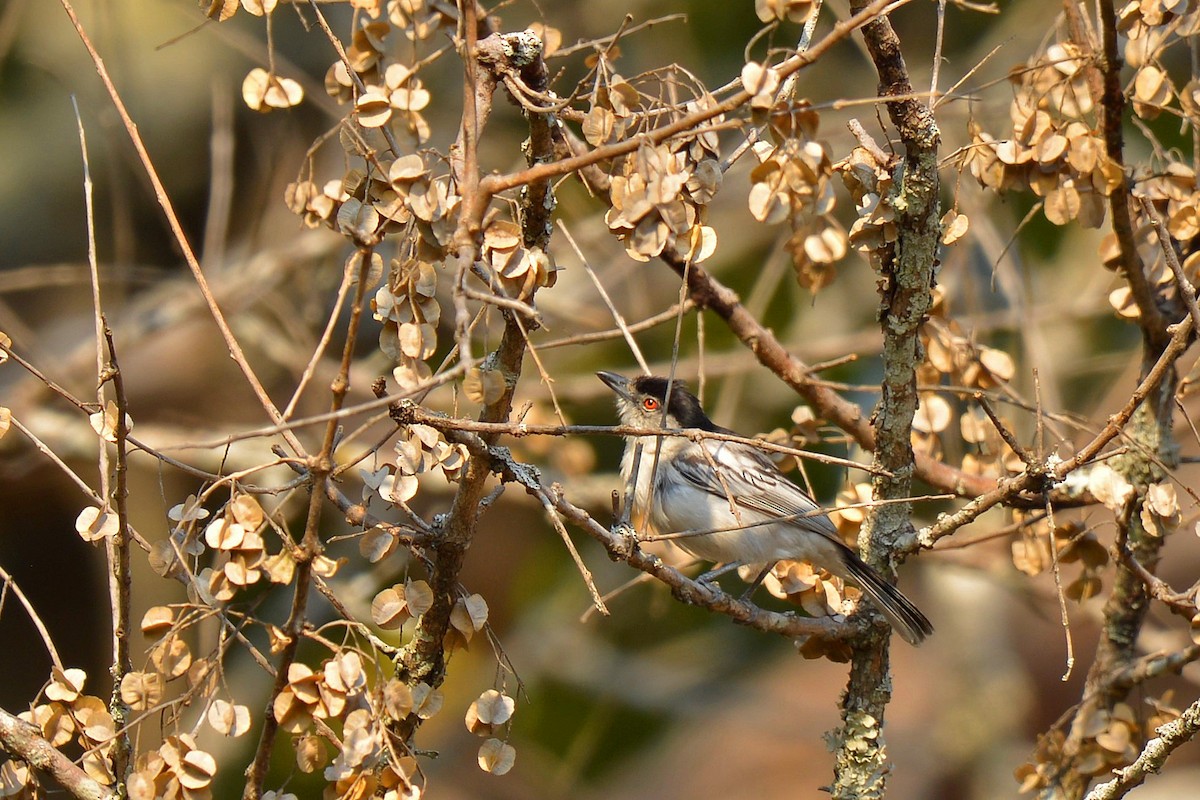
[1139,196,1200,333]
[976,392,1034,465]
[531,487,609,615]
[538,300,695,350]
[58,0,306,456]
[281,257,357,420]
[557,219,651,375]
[914,310,1194,552]
[243,247,375,800]
[101,325,134,783]
[392,403,889,475]
[0,564,63,670]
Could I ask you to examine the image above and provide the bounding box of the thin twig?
[155,364,470,452]
[101,324,134,782]
[1097,0,1170,342]
[1139,196,1200,333]
[1044,491,1075,682]
[1084,697,1200,800]
[0,564,64,670]
[532,487,609,615]
[59,0,306,456]
[392,403,891,475]
[462,286,542,320]
[243,247,375,800]
[281,255,357,420]
[930,0,947,99]
[557,219,650,375]
[537,300,695,350]
[914,309,1195,551]
[975,392,1034,465]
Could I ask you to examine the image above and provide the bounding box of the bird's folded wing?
[670,443,839,536]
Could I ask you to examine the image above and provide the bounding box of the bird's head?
[596,371,715,430]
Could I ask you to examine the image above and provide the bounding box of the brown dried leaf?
[30,702,75,747]
[474,689,514,726]
[201,0,239,21]
[89,400,132,442]
[372,587,410,629]
[1145,482,1179,518]
[359,526,397,563]
[73,696,116,743]
[450,593,488,637]
[912,394,952,433]
[464,367,506,405]
[1045,183,1081,225]
[296,732,326,773]
[411,682,443,719]
[941,210,970,245]
[273,687,313,733]
[240,0,277,14]
[978,346,1015,384]
[75,506,119,542]
[1108,286,1140,318]
[477,738,516,775]
[740,61,780,100]
[178,749,217,790]
[229,494,264,528]
[46,668,87,703]
[384,680,414,720]
[243,68,304,112]
[120,671,165,711]
[151,635,192,679]
[208,699,251,737]
[204,518,245,550]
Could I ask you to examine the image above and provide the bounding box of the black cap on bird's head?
[596,371,717,430]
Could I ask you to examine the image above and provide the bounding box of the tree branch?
[830,3,941,795]
[1083,697,1200,800]
[0,707,117,800]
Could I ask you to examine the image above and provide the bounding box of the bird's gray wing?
[669,441,839,536]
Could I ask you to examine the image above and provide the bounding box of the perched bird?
[597,371,932,645]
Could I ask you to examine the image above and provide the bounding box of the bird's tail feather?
[838,548,933,646]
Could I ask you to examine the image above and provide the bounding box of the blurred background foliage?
[2,0,1200,798]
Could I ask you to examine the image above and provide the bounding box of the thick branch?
[392,314,526,738]
[0,707,117,800]
[829,4,941,797]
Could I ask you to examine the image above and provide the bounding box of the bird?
[597,371,932,645]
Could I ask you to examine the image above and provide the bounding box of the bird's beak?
[596,371,633,401]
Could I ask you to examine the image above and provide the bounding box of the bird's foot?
[696,561,744,586]
[738,562,776,601]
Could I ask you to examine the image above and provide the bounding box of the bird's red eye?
[642,397,660,411]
